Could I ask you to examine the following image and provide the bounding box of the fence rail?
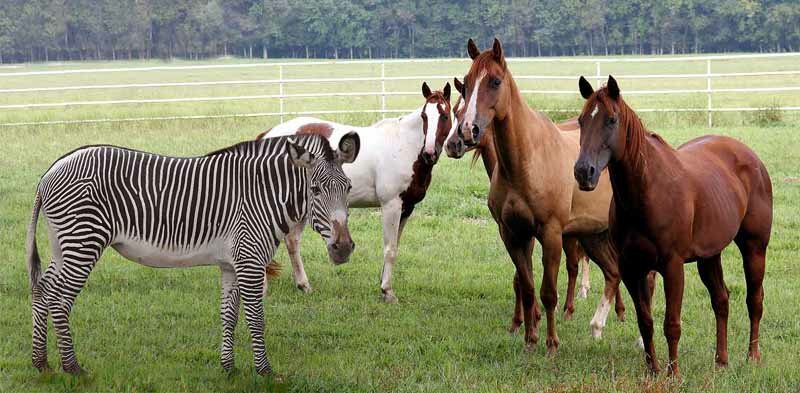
[1,52,799,127]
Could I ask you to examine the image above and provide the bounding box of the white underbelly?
[110,235,230,268]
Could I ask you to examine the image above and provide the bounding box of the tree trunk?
[305,45,309,58]
[263,45,267,59]
[368,47,372,58]
[350,46,353,59]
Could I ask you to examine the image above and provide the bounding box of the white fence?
[1,52,799,127]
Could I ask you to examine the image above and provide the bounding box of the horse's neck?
[608,112,675,214]
[393,108,426,145]
[491,84,562,180]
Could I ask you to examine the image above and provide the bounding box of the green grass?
[1,57,800,392]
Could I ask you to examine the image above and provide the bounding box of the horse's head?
[457,38,512,148]
[574,75,622,191]
[287,133,360,264]
[420,81,452,165]
[445,77,468,158]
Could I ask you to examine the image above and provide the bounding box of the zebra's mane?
[205,134,335,161]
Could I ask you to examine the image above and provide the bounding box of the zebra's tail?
[26,193,43,294]
[266,261,281,281]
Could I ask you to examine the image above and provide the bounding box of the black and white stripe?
[26,134,355,375]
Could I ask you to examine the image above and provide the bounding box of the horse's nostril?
[457,125,464,137]
[350,241,355,250]
[471,124,480,139]
[588,166,596,177]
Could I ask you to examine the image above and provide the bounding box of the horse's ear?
[336,132,360,164]
[443,82,451,102]
[492,38,505,68]
[287,139,318,169]
[467,38,480,60]
[421,82,432,99]
[453,77,463,95]
[607,75,620,100]
[579,76,594,100]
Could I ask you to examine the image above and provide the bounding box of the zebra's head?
[287,132,360,265]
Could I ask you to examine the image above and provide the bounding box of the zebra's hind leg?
[219,264,241,373]
[32,263,57,371]
[236,260,273,375]
[50,243,103,375]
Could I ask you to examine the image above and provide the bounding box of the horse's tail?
[26,193,43,294]
[266,261,281,281]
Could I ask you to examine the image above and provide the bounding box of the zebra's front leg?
[32,263,57,372]
[219,264,240,373]
[236,261,273,375]
[379,198,403,303]
[286,223,312,293]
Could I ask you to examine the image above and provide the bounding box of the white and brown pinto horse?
[262,82,453,302]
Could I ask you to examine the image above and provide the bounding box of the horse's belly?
[111,235,229,268]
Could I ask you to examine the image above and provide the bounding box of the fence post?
[381,61,386,119]
[706,59,712,127]
[279,65,285,123]
[595,61,601,88]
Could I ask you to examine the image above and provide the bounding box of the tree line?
[1,0,799,63]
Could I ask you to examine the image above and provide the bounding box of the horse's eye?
[606,116,617,125]
[491,78,502,88]
[311,185,321,195]
[441,114,448,120]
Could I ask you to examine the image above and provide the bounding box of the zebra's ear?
[287,139,318,169]
[336,132,360,164]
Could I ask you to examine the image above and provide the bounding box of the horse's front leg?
[235,259,273,375]
[539,226,563,356]
[379,198,402,303]
[499,226,539,350]
[219,264,240,373]
[285,223,312,293]
[663,258,685,378]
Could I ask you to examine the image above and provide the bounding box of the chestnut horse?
[574,76,772,376]
[447,78,625,337]
[454,38,624,353]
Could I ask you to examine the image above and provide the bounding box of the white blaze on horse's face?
[447,97,465,142]
[422,101,441,157]
[462,70,487,132]
[591,104,599,119]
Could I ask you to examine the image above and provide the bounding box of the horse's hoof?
[523,342,536,353]
[296,283,313,294]
[616,311,626,322]
[635,336,645,350]
[714,360,729,370]
[508,324,521,335]
[563,309,574,321]
[747,350,761,363]
[546,337,560,357]
[381,290,398,304]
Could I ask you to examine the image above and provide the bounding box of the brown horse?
[454,38,626,354]
[447,78,625,334]
[574,75,772,376]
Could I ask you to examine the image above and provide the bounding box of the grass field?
[1,56,799,392]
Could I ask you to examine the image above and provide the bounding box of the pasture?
[1,57,799,392]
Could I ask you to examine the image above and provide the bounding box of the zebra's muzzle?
[328,220,354,265]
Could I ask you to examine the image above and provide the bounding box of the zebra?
[26,133,360,376]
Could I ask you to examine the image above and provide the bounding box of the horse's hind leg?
[509,272,523,334]
[736,234,767,363]
[697,254,730,368]
[32,262,57,371]
[578,256,591,299]
[562,236,580,320]
[579,233,623,339]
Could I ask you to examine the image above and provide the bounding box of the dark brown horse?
[447,78,626,334]
[574,75,772,376]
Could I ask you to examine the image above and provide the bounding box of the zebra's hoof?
[62,363,85,376]
[33,361,51,373]
[381,290,398,304]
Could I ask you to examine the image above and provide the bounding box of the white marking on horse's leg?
[590,294,611,339]
[462,70,487,132]
[379,198,403,303]
[590,104,599,119]
[578,257,590,299]
[636,336,645,350]
[286,223,311,293]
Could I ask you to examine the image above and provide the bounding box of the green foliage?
[1,0,800,62]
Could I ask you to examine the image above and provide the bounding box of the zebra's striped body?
[27,134,360,375]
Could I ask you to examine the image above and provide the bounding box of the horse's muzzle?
[574,161,599,191]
